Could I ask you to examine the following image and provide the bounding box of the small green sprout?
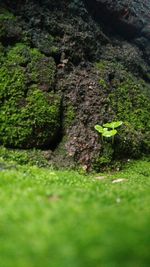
[94,125,104,134]
[103,121,123,130]
[102,129,117,138]
[95,121,123,143]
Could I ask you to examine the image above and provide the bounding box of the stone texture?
[0,0,150,169]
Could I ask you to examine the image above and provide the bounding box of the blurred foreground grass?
[0,159,150,267]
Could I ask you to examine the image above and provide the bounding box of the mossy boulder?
[0,43,61,148]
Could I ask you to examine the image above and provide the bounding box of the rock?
[0,0,150,170]
[84,0,150,39]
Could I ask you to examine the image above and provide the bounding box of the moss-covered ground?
[0,158,150,267]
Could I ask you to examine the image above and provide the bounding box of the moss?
[0,87,61,148]
[0,9,21,41]
[0,65,27,103]
[6,43,56,89]
[64,105,76,128]
[32,32,59,56]
[0,43,60,148]
[7,43,31,65]
[99,78,107,89]
[0,10,16,39]
[109,77,150,157]
[0,42,4,53]
[0,10,16,21]
[0,42,5,64]
[96,61,108,72]
[96,60,150,160]
[27,49,56,88]
[106,71,150,130]
[0,146,51,167]
[93,142,114,172]
[115,122,144,158]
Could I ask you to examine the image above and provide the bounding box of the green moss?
[0,65,26,103]
[5,43,56,89]
[0,10,15,38]
[0,146,51,167]
[96,61,108,72]
[0,42,5,64]
[7,43,31,65]
[99,78,107,89]
[32,33,59,55]
[0,87,61,148]
[0,10,16,21]
[0,43,60,148]
[109,77,150,156]
[96,60,150,160]
[93,142,114,172]
[110,80,150,130]
[0,9,21,40]
[27,49,56,87]
[115,122,144,158]
[0,42,4,54]
[64,105,76,128]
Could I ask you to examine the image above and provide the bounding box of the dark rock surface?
[84,0,150,65]
[0,0,150,170]
[84,0,150,38]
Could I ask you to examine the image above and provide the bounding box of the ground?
[0,159,150,267]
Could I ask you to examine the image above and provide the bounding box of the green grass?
[0,159,150,267]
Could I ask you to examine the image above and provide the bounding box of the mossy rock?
[0,43,61,148]
[96,60,150,158]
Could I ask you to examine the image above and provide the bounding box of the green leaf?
[103,121,123,129]
[103,128,108,132]
[94,125,104,134]
[102,129,117,138]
